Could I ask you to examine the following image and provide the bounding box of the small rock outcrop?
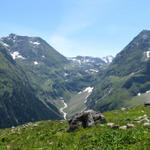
[68,110,106,132]
[144,102,150,107]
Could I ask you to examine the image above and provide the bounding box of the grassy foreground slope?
[0,106,150,150]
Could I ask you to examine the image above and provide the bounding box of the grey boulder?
[68,110,106,132]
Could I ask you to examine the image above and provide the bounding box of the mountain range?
[1,30,150,128]
[0,33,112,127]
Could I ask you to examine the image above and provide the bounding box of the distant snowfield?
[102,55,113,63]
[83,87,94,93]
[60,100,68,120]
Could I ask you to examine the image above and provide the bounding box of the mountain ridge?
[0,44,62,128]
[0,33,111,125]
[87,29,150,111]
[1,30,150,127]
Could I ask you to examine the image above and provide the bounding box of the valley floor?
[0,106,150,150]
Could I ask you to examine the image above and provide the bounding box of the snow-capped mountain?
[68,56,109,66]
[102,55,114,64]
[0,33,68,66]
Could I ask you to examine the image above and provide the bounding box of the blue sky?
[0,0,150,57]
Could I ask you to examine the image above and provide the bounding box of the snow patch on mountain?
[64,72,69,77]
[30,41,40,46]
[84,87,94,103]
[144,51,150,58]
[11,51,25,60]
[34,61,39,65]
[137,93,141,96]
[89,69,99,73]
[77,87,94,103]
[78,91,82,94]
[83,87,94,93]
[0,41,9,48]
[102,55,114,63]
[70,58,81,64]
[69,55,114,67]
[146,90,150,94]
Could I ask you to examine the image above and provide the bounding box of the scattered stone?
[135,114,148,120]
[137,116,143,120]
[143,122,150,126]
[144,102,150,107]
[107,123,119,129]
[33,124,38,127]
[127,123,135,128]
[119,125,127,130]
[121,107,126,111]
[134,114,150,126]
[107,122,114,128]
[139,118,149,123]
[143,114,148,118]
[111,125,119,129]
[68,110,106,132]
[6,145,10,150]
[137,120,141,124]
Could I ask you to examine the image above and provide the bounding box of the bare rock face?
[68,110,106,132]
[144,102,150,107]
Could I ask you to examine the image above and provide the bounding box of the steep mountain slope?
[0,34,110,115]
[0,34,71,101]
[88,30,150,111]
[0,33,113,121]
[0,44,62,128]
[64,56,109,92]
[1,33,68,66]
[62,56,112,117]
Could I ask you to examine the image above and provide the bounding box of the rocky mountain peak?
[139,29,150,35]
[126,30,150,50]
[0,34,68,66]
[68,55,113,66]
[102,55,114,64]
[8,33,17,39]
